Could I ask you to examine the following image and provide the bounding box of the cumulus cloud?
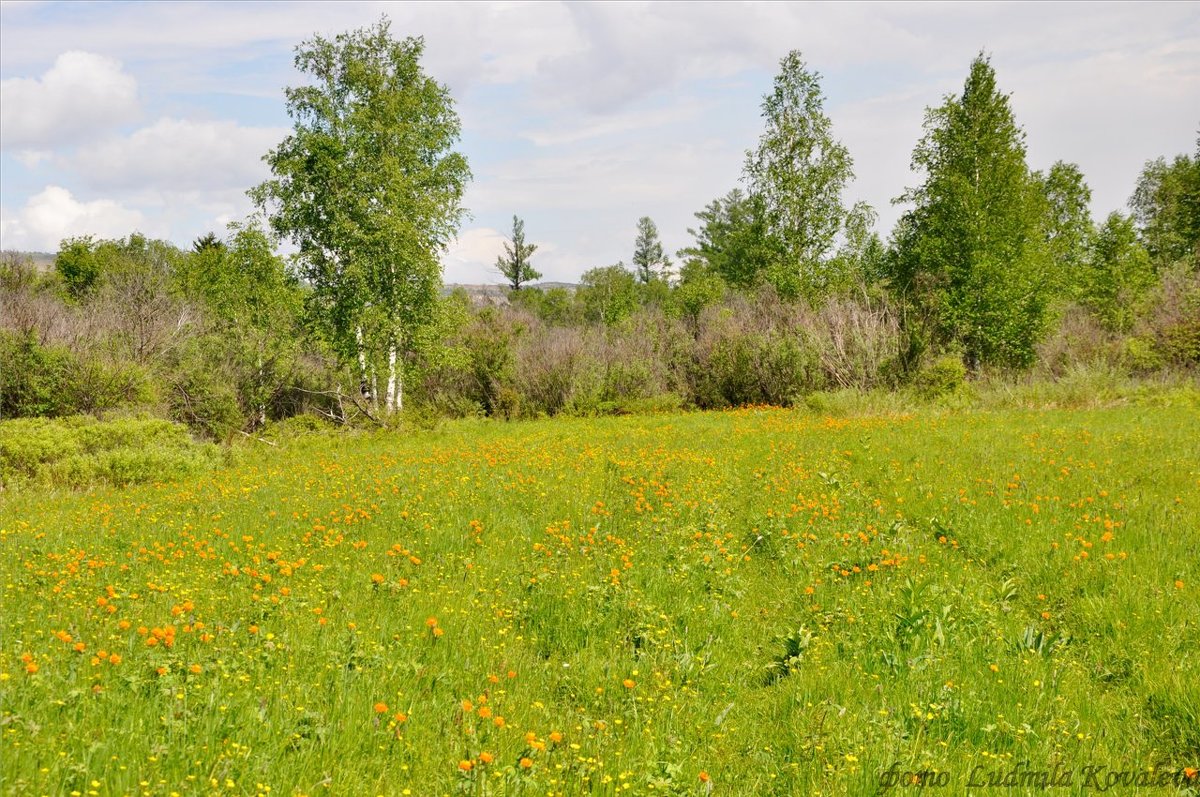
[443,224,574,285]
[443,227,507,285]
[73,118,287,193]
[0,185,147,251]
[0,51,139,149]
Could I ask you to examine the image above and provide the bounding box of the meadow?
[1,404,1197,796]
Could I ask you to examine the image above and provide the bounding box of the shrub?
[810,293,900,390]
[689,293,824,408]
[912,356,967,401]
[0,331,152,419]
[1137,263,1200,367]
[516,327,598,417]
[1035,305,1124,378]
[0,331,77,417]
[0,415,223,489]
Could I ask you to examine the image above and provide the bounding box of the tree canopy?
[744,51,855,298]
[888,53,1052,369]
[251,17,470,413]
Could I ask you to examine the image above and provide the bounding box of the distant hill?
[443,282,577,305]
[2,251,576,302]
[3,251,55,271]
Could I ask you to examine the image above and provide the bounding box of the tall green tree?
[251,17,470,414]
[1036,161,1093,292]
[495,215,540,291]
[744,51,854,298]
[677,189,771,289]
[55,236,102,299]
[1081,212,1154,331]
[1130,142,1200,268]
[888,53,1051,370]
[631,216,670,283]
[578,263,638,326]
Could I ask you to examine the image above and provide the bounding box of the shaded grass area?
[1,405,1197,795]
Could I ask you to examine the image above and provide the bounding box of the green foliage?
[912,356,968,401]
[826,202,885,290]
[495,215,541,291]
[1137,262,1200,367]
[1122,336,1164,373]
[55,236,102,299]
[678,189,772,289]
[252,17,470,413]
[689,306,822,408]
[165,339,247,441]
[889,54,1052,370]
[1081,212,1154,331]
[0,332,151,418]
[668,261,727,323]
[578,263,639,326]
[631,216,670,284]
[1131,144,1200,268]
[0,332,77,417]
[745,51,855,298]
[1037,161,1093,292]
[507,286,577,326]
[0,415,222,488]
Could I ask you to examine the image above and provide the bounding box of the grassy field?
[2,405,1198,796]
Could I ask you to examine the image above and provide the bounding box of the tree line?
[2,17,1197,435]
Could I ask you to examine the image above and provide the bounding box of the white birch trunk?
[385,345,397,414]
[395,353,403,412]
[355,325,372,407]
[256,351,266,427]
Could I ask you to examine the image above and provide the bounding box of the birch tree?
[744,51,854,298]
[252,17,470,414]
[888,53,1051,370]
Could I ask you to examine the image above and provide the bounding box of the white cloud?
[73,118,286,193]
[0,51,138,149]
[443,224,574,285]
[0,185,147,251]
[443,227,506,284]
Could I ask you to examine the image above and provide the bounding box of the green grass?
[1,405,1197,795]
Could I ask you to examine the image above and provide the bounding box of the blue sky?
[1,1,1196,283]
